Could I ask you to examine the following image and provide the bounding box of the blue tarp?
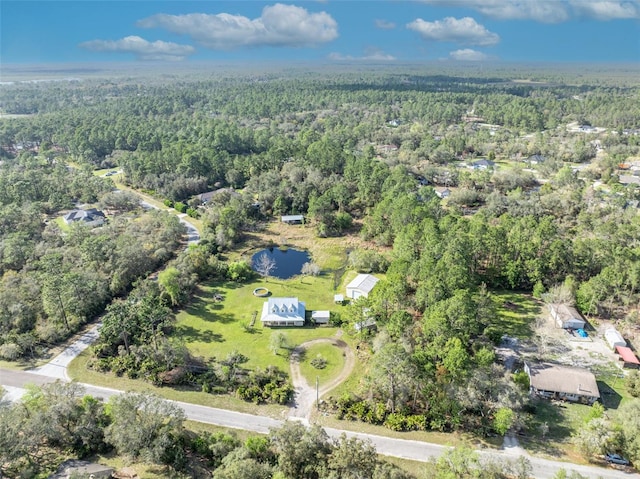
[577,329,588,338]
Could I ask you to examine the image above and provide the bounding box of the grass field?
[175,277,343,370]
[299,342,347,388]
[492,290,542,338]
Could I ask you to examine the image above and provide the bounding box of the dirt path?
[288,335,355,420]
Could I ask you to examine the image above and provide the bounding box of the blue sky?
[1,1,639,64]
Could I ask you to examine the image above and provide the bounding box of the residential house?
[197,188,239,205]
[470,159,495,170]
[346,274,379,300]
[605,328,627,350]
[260,297,306,327]
[63,208,105,227]
[549,304,586,329]
[435,187,451,199]
[281,215,304,225]
[526,154,546,165]
[524,362,600,405]
[49,460,114,479]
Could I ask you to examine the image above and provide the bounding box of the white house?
[311,310,330,325]
[346,274,379,300]
[605,328,627,350]
[260,297,306,327]
[63,208,105,227]
[549,304,586,329]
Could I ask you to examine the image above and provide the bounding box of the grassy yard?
[175,277,343,371]
[520,399,594,462]
[492,290,542,338]
[299,342,346,388]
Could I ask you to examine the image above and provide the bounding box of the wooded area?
[2,64,640,475]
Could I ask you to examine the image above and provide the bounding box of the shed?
[346,274,379,300]
[615,346,640,368]
[334,294,344,304]
[49,460,114,479]
[549,304,586,329]
[281,214,304,224]
[312,310,330,324]
[605,328,627,350]
[435,187,451,199]
[354,317,377,332]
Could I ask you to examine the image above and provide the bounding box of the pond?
[251,247,311,280]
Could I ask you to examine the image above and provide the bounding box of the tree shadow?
[597,380,623,409]
[520,400,572,457]
[174,324,224,343]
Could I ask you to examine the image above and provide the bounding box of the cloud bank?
[422,0,640,22]
[137,3,338,49]
[329,47,395,61]
[80,36,195,61]
[449,48,489,61]
[407,17,500,46]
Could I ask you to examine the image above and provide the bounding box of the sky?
[1,1,639,65]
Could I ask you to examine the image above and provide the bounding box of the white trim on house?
[260,297,305,327]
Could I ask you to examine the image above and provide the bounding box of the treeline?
[0,382,414,479]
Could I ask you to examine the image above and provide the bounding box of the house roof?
[261,297,305,323]
[550,304,584,323]
[526,362,600,398]
[605,328,626,347]
[472,159,495,167]
[198,188,239,203]
[527,154,546,162]
[346,274,380,294]
[281,214,304,222]
[312,310,330,320]
[63,208,105,223]
[616,346,640,364]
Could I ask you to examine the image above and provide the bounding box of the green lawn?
[175,277,342,370]
[491,290,542,338]
[299,342,346,388]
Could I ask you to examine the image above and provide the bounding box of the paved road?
[1,369,636,479]
[139,200,200,245]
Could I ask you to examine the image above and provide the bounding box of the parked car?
[605,453,630,466]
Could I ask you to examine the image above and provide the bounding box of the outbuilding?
[605,328,627,350]
[311,310,330,325]
[346,274,379,300]
[549,304,586,330]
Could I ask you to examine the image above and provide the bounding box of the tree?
[269,332,289,356]
[493,407,515,435]
[326,434,378,479]
[253,252,276,280]
[269,421,331,479]
[105,392,185,464]
[301,262,321,277]
[158,266,183,306]
[614,399,640,463]
[573,417,617,460]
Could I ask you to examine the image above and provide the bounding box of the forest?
[1,64,640,476]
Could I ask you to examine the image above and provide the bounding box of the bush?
[310,355,327,369]
[348,249,389,274]
[174,202,187,213]
[164,199,174,207]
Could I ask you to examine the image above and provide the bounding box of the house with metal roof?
[346,274,380,300]
[260,297,306,327]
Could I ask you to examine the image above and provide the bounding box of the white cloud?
[329,47,395,61]
[79,36,195,61]
[375,19,396,29]
[422,0,569,22]
[407,17,499,46]
[449,48,489,61]
[137,3,338,49]
[569,0,640,20]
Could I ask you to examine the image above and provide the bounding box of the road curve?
[289,337,355,419]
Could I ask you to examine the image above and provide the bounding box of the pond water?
[251,247,311,280]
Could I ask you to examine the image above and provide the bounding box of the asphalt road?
[1,369,637,479]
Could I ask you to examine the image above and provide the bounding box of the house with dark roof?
[525,362,600,405]
[63,208,105,227]
[526,154,546,164]
[197,188,240,205]
[470,159,495,170]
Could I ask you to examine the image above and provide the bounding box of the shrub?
[164,199,174,207]
[310,355,327,369]
[174,202,187,213]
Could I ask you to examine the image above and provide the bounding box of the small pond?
[251,247,311,280]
